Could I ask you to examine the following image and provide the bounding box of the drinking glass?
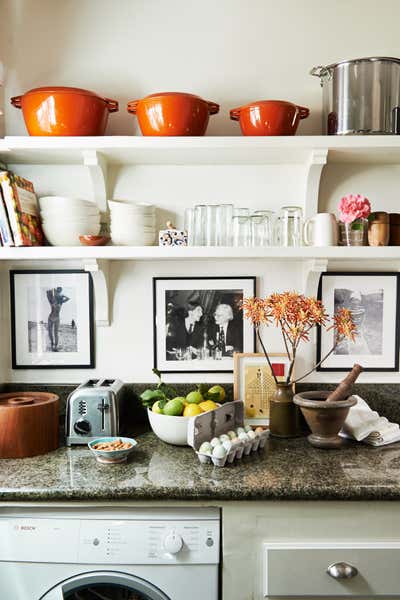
[251,210,274,246]
[276,206,303,246]
[184,207,195,246]
[216,204,234,246]
[194,204,207,246]
[205,205,219,246]
[232,208,250,246]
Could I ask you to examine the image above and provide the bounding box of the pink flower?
[338,194,371,224]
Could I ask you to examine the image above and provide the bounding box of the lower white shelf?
[0,245,400,262]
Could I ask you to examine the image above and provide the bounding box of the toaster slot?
[86,379,100,387]
[101,379,115,387]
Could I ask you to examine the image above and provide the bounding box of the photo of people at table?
[165,289,244,361]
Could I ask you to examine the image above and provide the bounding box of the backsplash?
[1,382,400,424]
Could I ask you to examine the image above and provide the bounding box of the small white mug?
[303,213,338,246]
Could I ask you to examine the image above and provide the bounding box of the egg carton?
[187,401,269,467]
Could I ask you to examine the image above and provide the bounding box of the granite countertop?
[2,432,400,502]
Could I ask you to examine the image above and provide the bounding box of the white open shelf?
[1,245,400,262]
[2,135,400,165]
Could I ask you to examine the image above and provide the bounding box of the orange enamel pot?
[230,100,310,136]
[127,92,219,136]
[11,86,119,136]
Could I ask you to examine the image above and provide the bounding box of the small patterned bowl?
[88,437,137,464]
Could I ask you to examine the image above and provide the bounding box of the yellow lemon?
[183,404,203,417]
[208,385,226,402]
[199,400,218,413]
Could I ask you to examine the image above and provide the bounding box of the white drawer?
[264,543,400,597]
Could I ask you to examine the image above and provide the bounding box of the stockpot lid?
[311,57,400,79]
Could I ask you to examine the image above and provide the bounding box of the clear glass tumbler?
[205,205,219,246]
[194,204,207,246]
[276,206,303,246]
[216,204,234,246]
[232,208,250,246]
[251,210,274,246]
[184,207,195,246]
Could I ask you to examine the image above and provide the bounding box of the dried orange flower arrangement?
[242,291,356,385]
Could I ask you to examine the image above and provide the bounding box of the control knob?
[74,419,91,435]
[163,531,183,555]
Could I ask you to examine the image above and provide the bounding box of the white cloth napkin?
[342,395,400,446]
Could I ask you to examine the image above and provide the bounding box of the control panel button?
[74,419,91,435]
[206,537,214,547]
[93,538,100,546]
[163,531,183,555]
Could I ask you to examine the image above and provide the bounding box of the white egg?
[227,430,237,440]
[219,434,230,443]
[236,427,245,435]
[244,425,253,433]
[222,440,232,452]
[212,445,227,458]
[199,442,213,455]
[255,426,265,436]
[247,430,256,440]
[238,432,249,442]
[210,437,221,447]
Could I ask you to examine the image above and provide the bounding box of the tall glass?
[251,210,274,246]
[205,205,219,246]
[194,204,207,246]
[276,206,303,247]
[184,207,195,246]
[216,204,234,246]
[232,208,250,246]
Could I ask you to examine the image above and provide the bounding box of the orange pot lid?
[240,99,298,110]
[139,92,207,102]
[23,86,105,99]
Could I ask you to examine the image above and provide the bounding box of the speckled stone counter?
[1,432,400,502]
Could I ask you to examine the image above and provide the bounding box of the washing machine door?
[40,570,171,600]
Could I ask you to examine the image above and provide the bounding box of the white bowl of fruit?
[141,378,226,446]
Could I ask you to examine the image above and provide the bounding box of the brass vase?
[269,383,301,438]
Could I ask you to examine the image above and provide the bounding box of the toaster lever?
[97,402,110,411]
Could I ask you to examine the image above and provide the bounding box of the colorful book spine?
[0,171,44,246]
[0,185,14,246]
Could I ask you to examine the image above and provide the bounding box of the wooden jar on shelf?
[389,213,400,245]
[368,211,389,246]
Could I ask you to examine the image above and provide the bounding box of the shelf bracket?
[82,150,108,214]
[303,258,328,298]
[304,149,328,219]
[82,258,110,327]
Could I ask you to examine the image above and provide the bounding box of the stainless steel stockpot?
[311,57,400,135]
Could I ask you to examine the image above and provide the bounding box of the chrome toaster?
[66,379,125,446]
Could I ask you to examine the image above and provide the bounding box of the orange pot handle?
[207,101,219,115]
[127,100,139,115]
[11,95,22,109]
[104,98,119,113]
[229,107,242,121]
[297,105,310,119]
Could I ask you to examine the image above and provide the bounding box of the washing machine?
[0,507,220,599]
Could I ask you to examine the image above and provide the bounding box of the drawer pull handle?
[327,562,358,580]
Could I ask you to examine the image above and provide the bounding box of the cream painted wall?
[1,0,400,384]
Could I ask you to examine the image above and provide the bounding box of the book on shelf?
[0,185,14,246]
[0,171,44,246]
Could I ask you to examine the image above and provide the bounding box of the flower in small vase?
[338,194,371,224]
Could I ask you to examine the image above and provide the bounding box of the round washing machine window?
[40,571,171,600]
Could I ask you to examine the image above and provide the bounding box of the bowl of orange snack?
[88,437,137,464]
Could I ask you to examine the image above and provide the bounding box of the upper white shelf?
[1,245,400,262]
[2,135,400,165]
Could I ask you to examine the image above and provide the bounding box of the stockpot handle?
[10,95,22,109]
[310,65,332,86]
[207,101,219,115]
[104,98,119,113]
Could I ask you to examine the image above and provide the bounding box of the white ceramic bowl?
[39,196,96,210]
[109,200,155,214]
[88,437,138,464]
[41,207,100,218]
[42,216,101,226]
[147,408,189,446]
[43,221,101,246]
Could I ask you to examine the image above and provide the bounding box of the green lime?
[186,390,203,404]
[152,400,164,414]
[163,397,185,416]
[208,385,226,402]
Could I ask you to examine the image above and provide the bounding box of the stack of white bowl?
[109,200,156,245]
[39,196,100,246]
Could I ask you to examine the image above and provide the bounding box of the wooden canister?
[368,211,389,246]
[389,213,400,245]
[0,392,59,458]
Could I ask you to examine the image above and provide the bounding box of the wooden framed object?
[234,352,291,425]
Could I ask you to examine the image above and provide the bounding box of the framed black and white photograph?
[153,276,256,373]
[10,270,94,369]
[317,272,400,372]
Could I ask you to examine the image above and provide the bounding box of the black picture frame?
[153,276,256,373]
[317,271,400,372]
[10,269,95,369]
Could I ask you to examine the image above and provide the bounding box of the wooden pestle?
[325,364,363,403]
